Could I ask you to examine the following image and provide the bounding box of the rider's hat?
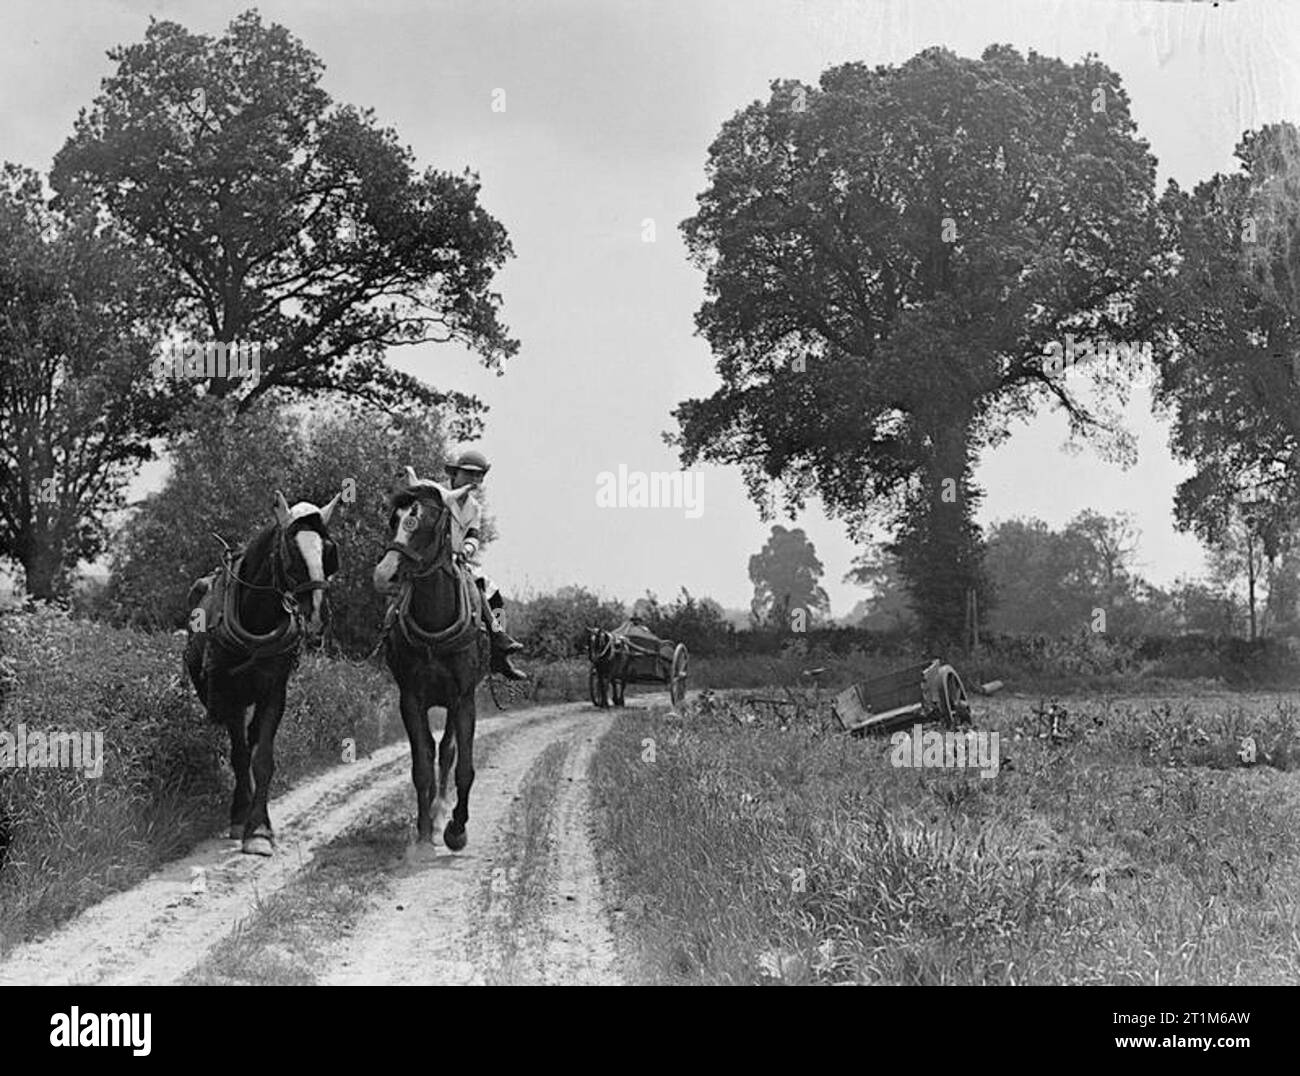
[445,448,490,476]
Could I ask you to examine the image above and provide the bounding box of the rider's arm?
[462,522,481,561]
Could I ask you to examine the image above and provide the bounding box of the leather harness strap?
[381,534,483,658]
[204,529,327,674]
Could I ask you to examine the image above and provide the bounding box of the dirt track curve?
[0,701,624,986]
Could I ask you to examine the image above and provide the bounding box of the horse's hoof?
[443,822,467,852]
[229,824,245,840]
[242,832,274,856]
[405,839,438,863]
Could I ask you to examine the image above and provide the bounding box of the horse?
[183,490,342,856]
[372,467,489,855]
[587,627,617,708]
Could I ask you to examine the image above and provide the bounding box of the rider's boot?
[481,588,527,679]
[488,616,528,679]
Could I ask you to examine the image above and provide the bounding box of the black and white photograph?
[0,0,1296,1038]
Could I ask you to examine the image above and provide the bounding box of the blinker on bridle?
[385,496,457,579]
[220,522,334,614]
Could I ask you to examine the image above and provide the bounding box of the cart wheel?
[589,666,608,709]
[938,668,971,729]
[612,678,626,707]
[669,644,689,708]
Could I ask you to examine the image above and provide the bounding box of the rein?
[208,529,329,673]
[383,502,481,659]
[590,630,614,662]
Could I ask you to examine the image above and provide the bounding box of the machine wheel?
[669,644,689,708]
[589,666,608,709]
[937,667,972,729]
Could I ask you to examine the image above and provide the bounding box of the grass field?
[591,685,1300,984]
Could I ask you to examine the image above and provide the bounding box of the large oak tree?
[50,10,516,433]
[674,45,1161,642]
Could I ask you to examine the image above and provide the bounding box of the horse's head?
[271,489,342,638]
[372,466,465,595]
[587,627,612,663]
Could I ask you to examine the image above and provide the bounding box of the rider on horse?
[443,448,528,680]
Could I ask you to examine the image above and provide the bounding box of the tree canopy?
[675,45,1161,642]
[0,165,172,598]
[748,524,830,627]
[51,10,517,433]
[1149,122,1300,559]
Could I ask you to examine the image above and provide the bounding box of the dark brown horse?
[372,468,489,855]
[184,490,342,855]
[587,627,616,707]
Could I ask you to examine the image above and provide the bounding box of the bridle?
[589,628,614,662]
[385,496,457,581]
[382,494,478,655]
[219,522,334,614]
[209,521,335,672]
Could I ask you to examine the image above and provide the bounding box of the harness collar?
[207,524,332,671]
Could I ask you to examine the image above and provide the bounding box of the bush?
[507,586,625,661]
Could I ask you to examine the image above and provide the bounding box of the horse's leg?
[443,687,477,852]
[435,713,457,836]
[243,676,287,856]
[399,684,438,845]
[227,701,254,840]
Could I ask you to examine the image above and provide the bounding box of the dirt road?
[0,700,625,986]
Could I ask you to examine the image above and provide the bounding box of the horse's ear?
[272,490,292,526]
[318,491,342,526]
[404,466,420,486]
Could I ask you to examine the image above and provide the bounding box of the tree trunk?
[1247,530,1257,642]
[893,414,985,648]
[22,541,65,602]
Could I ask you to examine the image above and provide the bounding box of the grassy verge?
[0,605,403,956]
[591,690,1300,984]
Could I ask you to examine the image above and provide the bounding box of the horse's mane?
[231,522,281,577]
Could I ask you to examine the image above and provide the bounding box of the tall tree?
[1264,542,1300,638]
[0,165,172,599]
[50,10,516,433]
[1069,509,1138,589]
[984,518,1094,635]
[843,547,915,630]
[748,524,830,628]
[673,45,1161,642]
[983,512,1142,635]
[1206,502,1273,641]
[1151,123,1300,558]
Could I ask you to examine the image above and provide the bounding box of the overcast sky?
[3,0,1297,614]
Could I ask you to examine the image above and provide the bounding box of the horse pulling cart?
[832,658,973,734]
[587,621,689,709]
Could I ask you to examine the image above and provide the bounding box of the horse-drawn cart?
[832,659,972,734]
[587,621,688,709]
